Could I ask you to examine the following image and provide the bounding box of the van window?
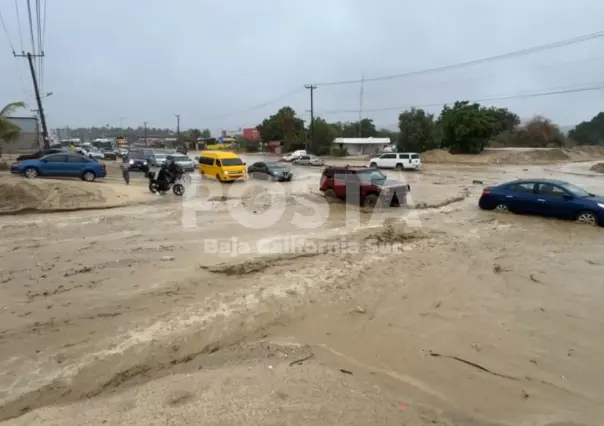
[399,154,410,160]
[323,168,335,178]
[221,158,243,166]
[199,156,213,165]
[215,159,221,167]
[411,154,420,159]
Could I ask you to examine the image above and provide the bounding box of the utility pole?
[15,52,50,148]
[31,109,41,149]
[143,122,148,146]
[175,114,181,148]
[304,85,317,152]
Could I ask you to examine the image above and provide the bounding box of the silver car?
[167,154,196,172]
[293,155,324,166]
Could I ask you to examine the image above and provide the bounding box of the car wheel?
[363,194,379,209]
[323,188,339,203]
[82,171,96,182]
[395,163,404,170]
[494,203,510,213]
[370,162,377,168]
[24,167,38,179]
[576,211,598,226]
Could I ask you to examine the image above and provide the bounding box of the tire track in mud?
[0,226,436,421]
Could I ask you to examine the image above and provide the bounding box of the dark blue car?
[11,152,107,182]
[479,179,604,226]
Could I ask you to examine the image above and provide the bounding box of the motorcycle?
[148,170,185,196]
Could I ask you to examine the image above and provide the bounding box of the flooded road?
[0,158,603,425]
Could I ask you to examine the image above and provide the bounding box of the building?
[242,127,260,140]
[1,116,41,154]
[333,137,391,156]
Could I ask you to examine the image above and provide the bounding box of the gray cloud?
[1,0,603,133]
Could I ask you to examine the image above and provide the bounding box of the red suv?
[319,166,410,208]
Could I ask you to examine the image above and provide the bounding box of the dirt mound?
[590,163,604,173]
[493,148,571,164]
[0,177,155,214]
[363,224,429,244]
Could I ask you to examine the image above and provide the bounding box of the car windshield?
[266,163,284,170]
[357,170,387,183]
[561,182,591,197]
[222,158,243,166]
[155,154,167,159]
[129,151,144,159]
[171,156,189,161]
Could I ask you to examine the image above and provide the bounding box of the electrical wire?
[0,11,16,54]
[313,29,604,86]
[35,0,44,91]
[14,0,25,53]
[206,87,306,119]
[316,84,604,116]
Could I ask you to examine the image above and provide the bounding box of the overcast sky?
[1,0,604,133]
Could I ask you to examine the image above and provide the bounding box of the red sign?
[242,128,260,140]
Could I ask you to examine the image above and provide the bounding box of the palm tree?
[0,101,26,143]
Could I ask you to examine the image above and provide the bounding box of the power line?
[36,0,42,90]
[0,11,16,54]
[313,29,604,86]
[205,86,305,119]
[317,84,604,116]
[14,0,25,52]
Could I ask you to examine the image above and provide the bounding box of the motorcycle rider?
[155,162,173,193]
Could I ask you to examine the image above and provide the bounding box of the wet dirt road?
[0,158,603,425]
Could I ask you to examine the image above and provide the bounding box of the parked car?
[368,152,421,170]
[479,179,604,226]
[293,155,324,166]
[16,148,65,162]
[124,150,150,171]
[87,147,106,160]
[248,161,293,181]
[166,154,195,172]
[320,166,410,208]
[149,152,168,167]
[103,149,117,160]
[118,148,129,158]
[282,150,307,162]
[10,152,106,181]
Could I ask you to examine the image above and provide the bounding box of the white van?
[368,152,421,170]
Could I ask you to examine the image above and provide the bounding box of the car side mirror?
[243,162,246,165]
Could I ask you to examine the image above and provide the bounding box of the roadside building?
[1,116,41,154]
[332,137,391,155]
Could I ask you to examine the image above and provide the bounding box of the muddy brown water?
[0,159,602,425]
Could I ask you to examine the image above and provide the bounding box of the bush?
[330,147,349,157]
[240,138,260,153]
[492,116,570,148]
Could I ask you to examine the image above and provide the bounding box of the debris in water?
[339,369,353,375]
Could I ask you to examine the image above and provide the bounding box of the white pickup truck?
[281,150,307,162]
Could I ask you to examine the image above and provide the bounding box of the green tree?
[311,117,339,154]
[483,107,520,134]
[438,101,499,154]
[330,119,378,138]
[256,106,306,151]
[569,112,604,145]
[0,101,26,143]
[187,128,202,141]
[201,128,211,138]
[397,108,437,152]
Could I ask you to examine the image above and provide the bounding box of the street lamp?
[41,92,53,99]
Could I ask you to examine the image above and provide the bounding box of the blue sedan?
[11,152,107,182]
[479,179,604,226]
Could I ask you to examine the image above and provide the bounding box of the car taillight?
[482,189,490,195]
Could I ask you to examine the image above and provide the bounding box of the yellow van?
[198,150,247,182]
